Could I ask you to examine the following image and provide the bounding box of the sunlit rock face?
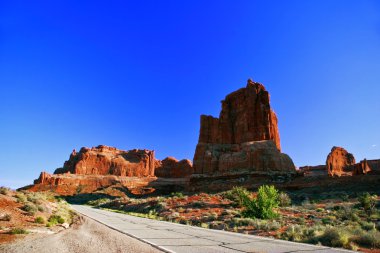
[326,146,356,176]
[193,79,295,175]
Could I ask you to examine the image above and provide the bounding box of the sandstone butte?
[193,79,295,175]
[28,145,194,195]
[26,79,380,195]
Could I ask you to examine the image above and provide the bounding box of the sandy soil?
[0,216,162,253]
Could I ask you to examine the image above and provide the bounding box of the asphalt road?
[72,205,352,253]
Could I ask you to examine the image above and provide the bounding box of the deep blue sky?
[1,1,379,189]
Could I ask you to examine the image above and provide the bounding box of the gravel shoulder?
[0,215,162,253]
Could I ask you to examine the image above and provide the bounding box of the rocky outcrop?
[198,79,280,150]
[27,145,194,195]
[155,157,193,178]
[55,145,155,177]
[193,80,295,175]
[326,146,356,176]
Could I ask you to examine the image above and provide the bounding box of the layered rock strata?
[326,146,356,176]
[193,80,295,175]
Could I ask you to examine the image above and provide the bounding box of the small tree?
[237,185,280,219]
[358,192,377,215]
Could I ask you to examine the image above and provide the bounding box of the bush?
[279,192,292,207]
[35,216,45,224]
[9,228,29,234]
[0,187,10,195]
[224,186,251,207]
[171,192,184,198]
[352,229,380,248]
[319,227,350,248]
[48,215,65,226]
[22,203,37,216]
[358,192,377,215]
[238,185,279,219]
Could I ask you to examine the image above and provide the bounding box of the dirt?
[0,215,162,253]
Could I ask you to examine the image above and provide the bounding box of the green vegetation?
[47,215,65,227]
[237,185,279,219]
[35,216,45,224]
[0,186,10,195]
[358,192,377,215]
[9,228,29,235]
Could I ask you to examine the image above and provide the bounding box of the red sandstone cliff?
[193,80,295,175]
[326,146,356,176]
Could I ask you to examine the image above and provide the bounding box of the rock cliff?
[326,146,356,176]
[193,80,295,175]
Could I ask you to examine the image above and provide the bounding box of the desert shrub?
[35,216,45,224]
[358,192,377,215]
[352,229,380,248]
[318,227,350,248]
[223,186,251,207]
[192,201,206,208]
[9,228,29,234]
[37,205,44,212]
[360,221,376,231]
[48,215,65,225]
[22,203,37,216]
[87,198,112,207]
[0,214,11,221]
[239,185,279,219]
[200,223,209,229]
[15,193,27,203]
[279,192,292,207]
[170,192,184,198]
[0,187,10,195]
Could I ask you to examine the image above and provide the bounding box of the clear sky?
[1,1,379,189]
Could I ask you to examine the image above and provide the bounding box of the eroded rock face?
[326,146,356,176]
[155,157,193,178]
[193,80,295,175]
[55,145,155,177]
[198,79,280,150]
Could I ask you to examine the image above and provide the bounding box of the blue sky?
[1,1,379,189]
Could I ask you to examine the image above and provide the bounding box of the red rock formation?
[55,145,155,177]
[326,146,356,176]
[198,79,280,150]
[30,171,156,195]
[353,159,372,175]
[193,80,295,175]
[155,157,193,178]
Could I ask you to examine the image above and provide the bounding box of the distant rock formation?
[155,157,193,178]
[28,145,193,195]
[326,146,356,176]
[193,80,295,175]
[54,145,155,177]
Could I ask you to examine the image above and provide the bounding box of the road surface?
[72,205,352,253]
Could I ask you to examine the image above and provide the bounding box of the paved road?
[72,205,351,253]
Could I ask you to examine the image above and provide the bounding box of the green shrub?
[35,216,45,224]
[48,215,65,226]
[0,187,10,195]
[224,186,251,207]
[352,229,380,248]
[9,228,29,234]
[170,192,184,198]
[22,203,37,216]
[239,185,279,219]
[358,192,377,215]
[15,193,27,203]
[318,227,350,248]
[279,192,292,207]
